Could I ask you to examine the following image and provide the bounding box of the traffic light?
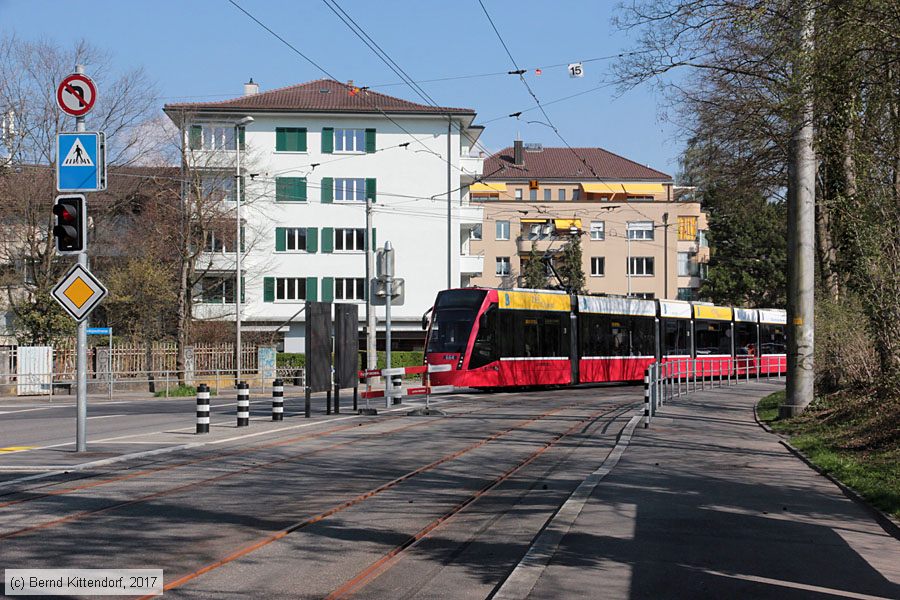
[52,195,86,254]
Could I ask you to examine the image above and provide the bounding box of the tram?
[423,288,786,388]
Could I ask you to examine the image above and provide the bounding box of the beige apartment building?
[465,141,708,300]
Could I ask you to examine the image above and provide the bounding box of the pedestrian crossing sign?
[57,132,106,192]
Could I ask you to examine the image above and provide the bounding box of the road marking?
[0,407,64,415]
[493,413,641,600]
[690,568,896,600]
[86,415,127,420]
[0,447,35,453]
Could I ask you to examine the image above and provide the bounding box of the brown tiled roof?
[482,146,671,181]
[164,78,474,115]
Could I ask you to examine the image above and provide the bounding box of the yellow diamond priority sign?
[51,263,108,321]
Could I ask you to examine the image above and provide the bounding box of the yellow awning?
[554,219,582,230]
[581,182,617,194]
[520,218,547,224]
[621,183,666,195]
[470,182,507,193]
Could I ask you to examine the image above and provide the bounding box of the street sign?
[86,327,112,335]
[57,73,97,117]
[57,132,106,192]
[371,277,404,306]
[51,263,108,322]
[568,63,584,78]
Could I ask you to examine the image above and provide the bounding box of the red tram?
[423,288,786,388]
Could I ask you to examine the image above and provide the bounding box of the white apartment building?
[164,79,484,352]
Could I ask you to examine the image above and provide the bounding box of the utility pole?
[384,241,394,409]
[783,1,816,417]
[446,116,452,289]
[662,212,669,299]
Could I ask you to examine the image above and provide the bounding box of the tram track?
[139,400,637,599]
[0,397,593,541]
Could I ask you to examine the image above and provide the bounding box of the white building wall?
[194,112,479,350]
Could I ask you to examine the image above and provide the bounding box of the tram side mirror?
[421,315,429,330]
[479,314,488,330]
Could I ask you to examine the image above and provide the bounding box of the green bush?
[277,353,306,368]
[154,384,217,398]
[276,351,424,371]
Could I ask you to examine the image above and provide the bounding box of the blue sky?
[1,0,684,175]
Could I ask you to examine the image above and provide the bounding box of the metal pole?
[107,329,112,401]
[384,241,393,409]
[626,234,632,297]
[662,212,669,299]
[235,124,243,385]
[783,1,816,418]
[365,197,376,403]
[446,116,452,289]
[75,64,87,453]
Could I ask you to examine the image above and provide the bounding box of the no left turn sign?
[57,73,97,117]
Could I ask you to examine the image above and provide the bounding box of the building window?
[514,188,523,200]
[590,221,605,241]
[275,127,307,152]
[334,128,365,153]
[558,188,566,201]
[627,221,654,240]
[633,292,655,299]
[335,228,365,252]
[335,277,365,300]
[628,256,655,276]
[572,188,581,200]
[197,275,235,304]
[193,125,235,151]
[678,216,698,241]
[284,228,308,252]
[529,189,537,201]
[334,178,366,202]
[496,256,511,276]
[544,188,552,201]
[698,230,709,248]
[527,222,551,240]
[591,257,605,277]
[276,277,307,302]
[201,175,240,203]
[678,252,698,277]
[677,287,696,301]
[471,224,482,240]
[496,220,510,240]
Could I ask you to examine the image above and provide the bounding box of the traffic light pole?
[75,65,88,452]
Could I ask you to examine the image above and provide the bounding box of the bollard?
[334,384,340,414]
[196,383,210,434]
[643,368,650,428]
[237,381,249,427]
[305,386,311,418]
[272,378,284,421]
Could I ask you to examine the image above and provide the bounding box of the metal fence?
[642,355,786,427]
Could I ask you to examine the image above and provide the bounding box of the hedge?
[276,351,424,371]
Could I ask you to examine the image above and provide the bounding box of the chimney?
[243,78,259,96]
[513,139,524,166]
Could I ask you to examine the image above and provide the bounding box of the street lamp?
[234,115,253,384]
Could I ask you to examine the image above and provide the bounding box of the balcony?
[459,154,483,179]
[459,254,484,275]
[458,204,483,226]
[516,236,566,254]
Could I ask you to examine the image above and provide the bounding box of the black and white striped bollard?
[196,383,210,434]
[237,381,250,427]
[643,368,650,429]
[272,379,284,421]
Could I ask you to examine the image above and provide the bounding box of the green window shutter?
[240,224,245,252]
[275,228,286,252]
[366,178,377,203]
[365,128,376,153]
[372,227,377,250]
[322,227,334,253]
[322,127,334,153]
[189,125,202,149]
[306,277,318,302]
[322,277,334,302]
[276,178,287,202]
[306,227,318,253]
[240,276,245,304]
[263,277,275,302]
[238,127,246,151]
[276,128,286,151]
[239,176,246,203]
[297,177,307,201]
[297,128,308,152]
[321,177,333,203]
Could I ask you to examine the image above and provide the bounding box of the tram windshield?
[426,289,487,354]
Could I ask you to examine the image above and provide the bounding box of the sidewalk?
[523,381,900,599]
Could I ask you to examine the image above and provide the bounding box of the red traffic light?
[52,195,86,254]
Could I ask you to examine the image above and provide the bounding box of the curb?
[753,402,900,542]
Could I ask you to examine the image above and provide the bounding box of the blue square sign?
[57,132,106,192]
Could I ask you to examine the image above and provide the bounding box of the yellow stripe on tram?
[498,290,570,312]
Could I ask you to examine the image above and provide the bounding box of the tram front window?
[426,290,487,354]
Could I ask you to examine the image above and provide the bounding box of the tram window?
[469,307,499,368]
[734,322,757,355]
[759,324,786,354]
[663,319,691,355]
[500,310,569,358]
[695,320,731,355]
[523,317,540,357]
[631,317,656,356]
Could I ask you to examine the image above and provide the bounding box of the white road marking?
[86,415,127,420]
[690,568,897,600]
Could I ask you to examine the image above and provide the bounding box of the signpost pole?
[108,328,113,401]
[74,64,88,453]
[384,244,393,410]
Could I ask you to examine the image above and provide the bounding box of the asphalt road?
[0,385,640,598]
